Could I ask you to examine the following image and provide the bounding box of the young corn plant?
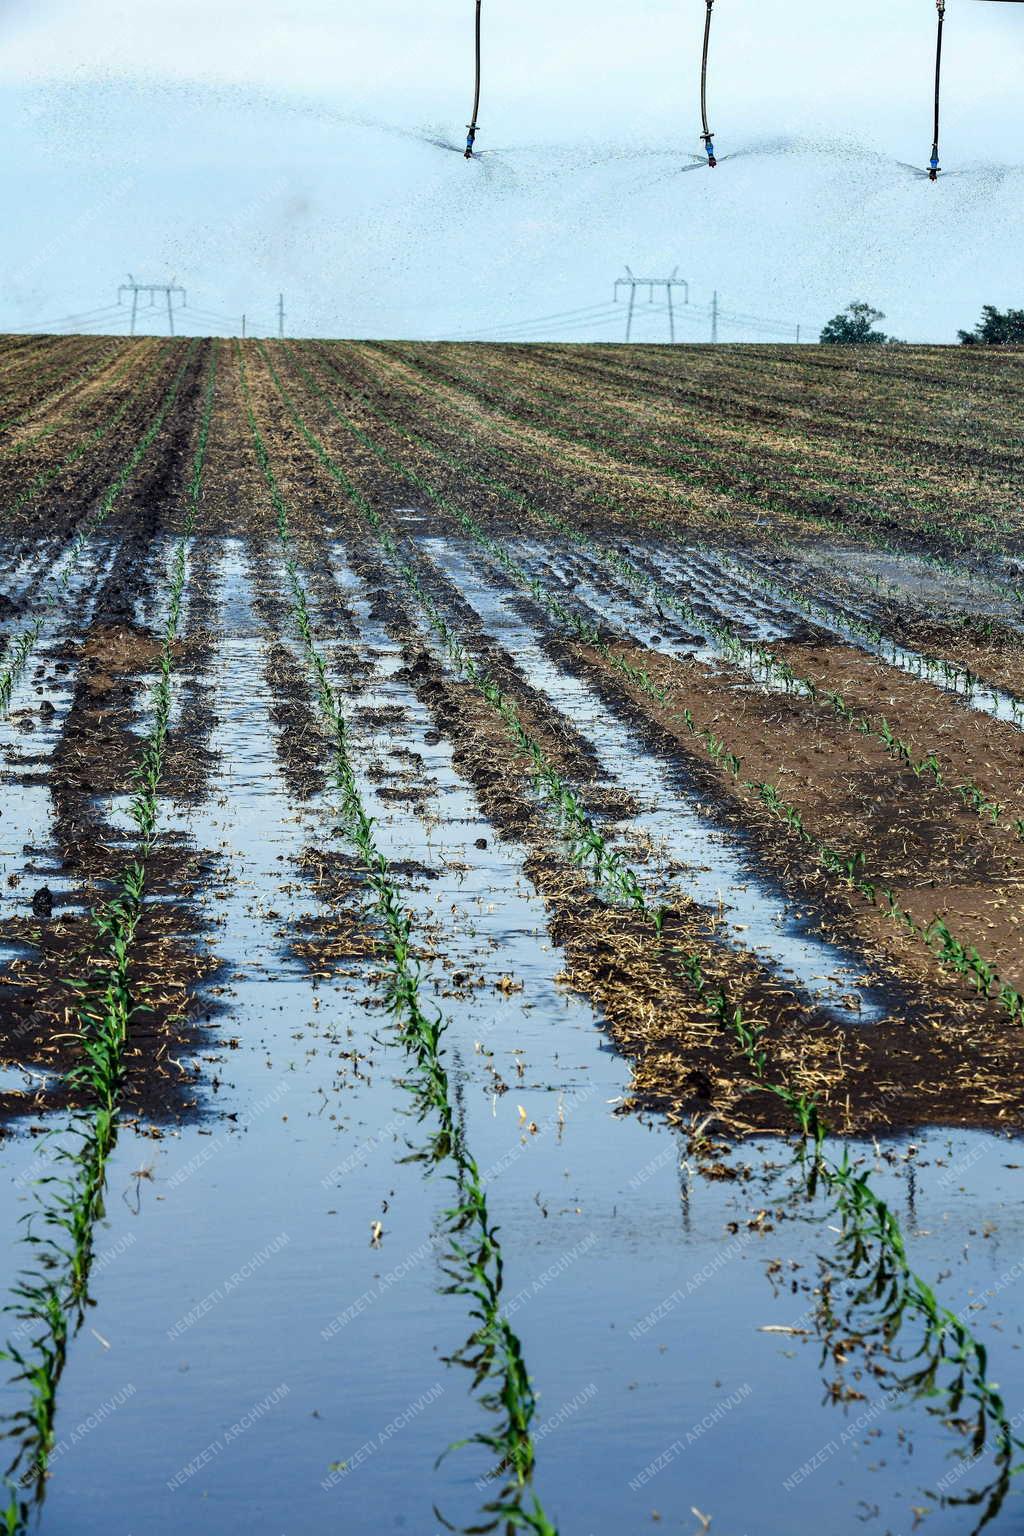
[0,342,196,725]
[374,340,1024,612]
[239,346,556,1536]
[281,354,1023,1029]
[290,342,1023,848]
[257,353,1023,1496]
[0,344,216,1523]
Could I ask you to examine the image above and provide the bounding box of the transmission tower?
[614,268,690,343]
[118,276,187,336]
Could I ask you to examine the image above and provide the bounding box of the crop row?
[2,341,174,526]
[297,344,1024,848]
[237,342,557,1534]
[372,343,1023,611]
[272,342,1024,1024]
[1,346,216,1530]
[0,343,196,719]
[380,344,1021,561]
[531,338,1024,435]
[519,343,1024,474]
[250,347,1020,1496]
[416,342,1007,534]
[0,340,123,441]
[0,353,137,471]
[0,341,130,452]
[0,339,100,421]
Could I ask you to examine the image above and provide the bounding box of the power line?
[460,306,625,343]
[446,300,624,341]
[18,312,131,336]
[459,289,813,345]
[7,304,127,333]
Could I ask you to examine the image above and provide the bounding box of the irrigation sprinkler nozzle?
[465,124,478,159]
[701,133,717,168]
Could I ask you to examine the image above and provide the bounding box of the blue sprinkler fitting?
[928,153,940,181]
[702,133,717,168]
[465,125,478,159]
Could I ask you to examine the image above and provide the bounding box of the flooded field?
[1,334,1024,1534]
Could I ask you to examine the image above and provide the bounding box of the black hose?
[931,1,945,173]
[700,0,714,138]
[699,0,717,164]
[472,0,482,128]
[465,0,482,155]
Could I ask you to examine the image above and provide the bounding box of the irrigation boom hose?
[700,0,717,166]
[930,0,945,179]
[465,0,482,158]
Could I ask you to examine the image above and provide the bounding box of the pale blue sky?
[2,1,1023,341]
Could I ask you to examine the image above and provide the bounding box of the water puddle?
[708,546,1024,729]
[0,536,1019,1536]
[619,536,797,645]
[781,539,1022,622]
[416,536,886,1023]
[0,537,121,929]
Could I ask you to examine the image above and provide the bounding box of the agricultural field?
[1,332,1024,1535]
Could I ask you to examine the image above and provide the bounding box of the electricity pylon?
[614,267,690,343]
[118,276,187,336]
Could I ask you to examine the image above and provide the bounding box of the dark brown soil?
[4,335,1024,1141]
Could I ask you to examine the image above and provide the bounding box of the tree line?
[819,302,1024,346]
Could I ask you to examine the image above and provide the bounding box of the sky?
[1,0,1023,342]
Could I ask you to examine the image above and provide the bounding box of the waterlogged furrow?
[0,539,121,923]
[712,545,1024,726]
[260,358,1024,1501]
[536,534,1021,834]
[402,514,1024,1028]
[239,347,558,1535]
[422,537,884,1019]
[559,539,789,644]
[0,349,216,1526]
[0,344,197,722]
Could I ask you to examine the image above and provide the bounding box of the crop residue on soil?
[0,335,1023,1535]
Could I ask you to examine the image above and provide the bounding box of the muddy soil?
[2,338,1024,1536]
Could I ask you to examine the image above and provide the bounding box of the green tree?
[958,305,1024,345]
[819,302,888,345]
